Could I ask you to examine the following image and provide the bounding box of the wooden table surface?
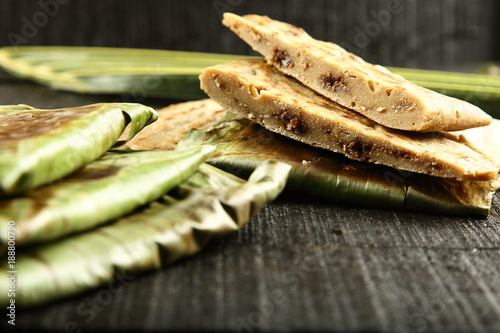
[1,78,500,333]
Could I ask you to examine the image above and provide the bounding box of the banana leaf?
[0,103,157,196]
[0,46,251,100]
[391,67,500,118]
[0,161,290,308]
[178,113,497,216]
[0,46,498,117]
[0,146,215,251]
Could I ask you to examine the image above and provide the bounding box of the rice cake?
[222,13,492,132]
[126,99,226,150]
[200,58,498,181]
[442,119,500,191]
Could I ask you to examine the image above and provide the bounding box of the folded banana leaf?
[0,161,290,308]
[0,146,215,251]
[178,113,497,216]
[0,103,157,196]
[0,46,251,100]
[0,46,498,117]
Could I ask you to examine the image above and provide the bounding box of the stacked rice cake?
[200,58,498,182]
[221,13,492,132]
[199,13,499,185]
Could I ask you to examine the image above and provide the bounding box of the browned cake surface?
[0,106,95,145]
[222,13,492,132]
[200,58,499,181]
[126,99,226,150]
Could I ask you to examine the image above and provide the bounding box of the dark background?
[1,0,500,71]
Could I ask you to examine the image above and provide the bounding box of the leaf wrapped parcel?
[0,103,157,196]
[178,114,497,216]
[0,161,290,307]
[0,146,215,251]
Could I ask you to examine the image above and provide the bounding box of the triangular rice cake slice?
[222,13,491,132]
[444,119,500,168]
[443,119,500,191]
[200,58,498,181]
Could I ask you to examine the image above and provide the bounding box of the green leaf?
[178,113,496,216]
[0,46,252,100]
[0,103,157,196]
[0,146,215,250]
[0,161,290,307]
[1,46,498,116]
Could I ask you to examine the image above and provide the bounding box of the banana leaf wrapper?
[0,103,158,196]
[178,114,496,216]
[0,161,290,308]
[0,46,499,117]
[0,146,215,251]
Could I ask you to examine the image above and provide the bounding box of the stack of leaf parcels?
[188,13,500,216]
[0,103,290,307]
